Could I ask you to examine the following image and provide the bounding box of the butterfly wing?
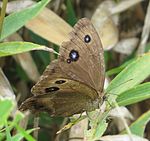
[20,80,99,117]
[58,18,105,94]
[31,60,97,100]
[20,60,99,117]
[20,18,105,117]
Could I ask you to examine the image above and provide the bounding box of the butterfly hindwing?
[20,79,99,117]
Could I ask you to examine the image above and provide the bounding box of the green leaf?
[145,42,150,52]
[0,41,56,57]
[92,119,108,140]
[5,120,12,141]
[106,53,150,98]
[66,0,77,26]
[15,124,36,141]
[117,82,150,106]
[0,132,5,141]
[106,58,135,76]
[0,99,14,126]
[1,112,25,141]
[12,128,37,141]
[0,0,8,36]
[123,110,150,137]
[85,111,109,140]
[0,0,50,41]
[8,111,24,130]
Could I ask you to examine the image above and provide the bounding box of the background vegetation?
[0,0,150,141]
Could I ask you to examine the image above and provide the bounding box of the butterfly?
[20,18,105,117]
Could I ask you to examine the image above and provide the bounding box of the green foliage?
[0,99,14,127]
[117,82,150,106]
[0,0,52,140]
[14,125,36,141]
[121,110,150,137]
[84,53,150,140]
[0,0,50,41]
[0,0,149,140]
[106,53,150,96]
[0,99,35,141]
[106,58,135,76]
[107,53,150,106]
[85,111,109,140]
[12,128,36,141]
[66,0,77,26]
[0,42,47,57]
[129,110,150,137]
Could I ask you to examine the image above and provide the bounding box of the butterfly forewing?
[58,18,105,94]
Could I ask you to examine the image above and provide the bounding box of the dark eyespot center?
[45,87,59,93]
[67,58,72,64]
[69,50,79,61]
[84,35,91,43]
[55,80,66,84]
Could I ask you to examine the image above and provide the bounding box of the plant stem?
[0,0,8,38]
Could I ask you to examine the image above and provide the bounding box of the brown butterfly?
[20,18,105,117]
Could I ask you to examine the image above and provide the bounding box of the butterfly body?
[20,18,105,117]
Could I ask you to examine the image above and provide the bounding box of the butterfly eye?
[45,87,59,93]
[69,50,79,61]
[55,80,66,84]
[84,35,91,43]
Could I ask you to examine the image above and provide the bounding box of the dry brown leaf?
[110,0,144,15]
[69,118,88,141]
[91,0,119,50]
[26,7,72,46]
[109,107,134,120]
[109,106,134,131]
[113,38,139,55]
[137,0,150,54]
[0,0,34,13]
[0,68,16,101]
